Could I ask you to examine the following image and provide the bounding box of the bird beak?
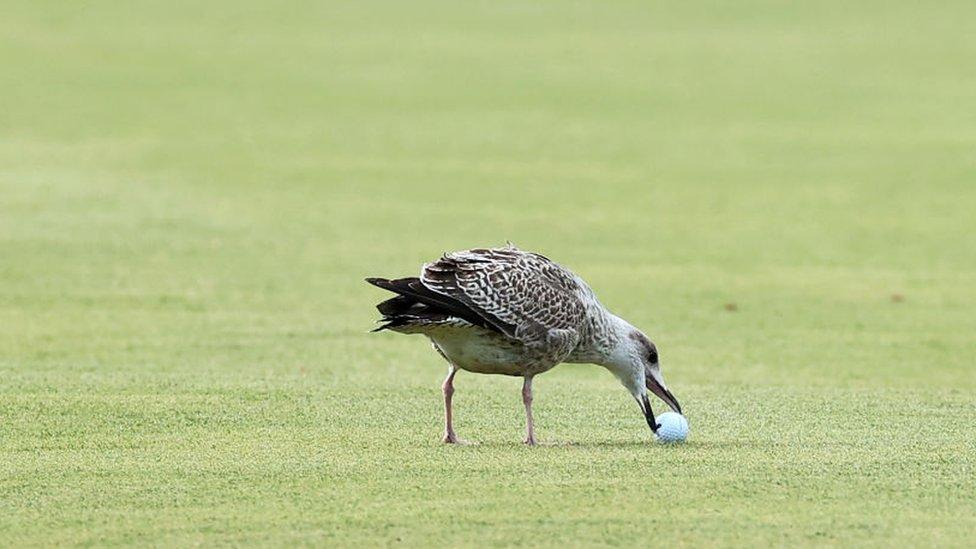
[646,367,682,415]
[640,394,659,433]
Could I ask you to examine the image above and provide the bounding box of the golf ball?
[655,412,689,443]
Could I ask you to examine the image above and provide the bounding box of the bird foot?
[523,437,537,446]
[442,433,471,445]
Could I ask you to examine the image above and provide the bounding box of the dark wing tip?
[366,277,392,289]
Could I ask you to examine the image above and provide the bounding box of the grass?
[2,0,976,546]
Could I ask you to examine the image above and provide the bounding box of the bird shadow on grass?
[555,440,766,451]
[448,439,765,451]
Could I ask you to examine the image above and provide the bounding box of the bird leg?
[441,366,462,444]
[522,375,536,445]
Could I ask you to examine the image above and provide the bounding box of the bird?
[366,244,681,445]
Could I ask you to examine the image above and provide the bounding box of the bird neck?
[565,308,630,365]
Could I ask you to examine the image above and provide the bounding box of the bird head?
[604,327,682,433]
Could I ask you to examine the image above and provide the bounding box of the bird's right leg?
[441,365,462,444]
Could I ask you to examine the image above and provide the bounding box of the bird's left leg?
[442,365,463,444]
[522,375,536,445]
[432,341,468,444]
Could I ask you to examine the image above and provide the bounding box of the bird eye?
[647,347,658,364]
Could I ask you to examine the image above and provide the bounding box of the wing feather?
[420,246,589,351]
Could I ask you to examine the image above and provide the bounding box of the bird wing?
[420,246,589,355]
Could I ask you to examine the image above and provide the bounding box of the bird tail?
[365,276,489,332]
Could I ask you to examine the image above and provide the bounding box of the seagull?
[366,244,681,445]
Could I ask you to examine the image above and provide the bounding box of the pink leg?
[442,367,462,444]
[522,376,536,445]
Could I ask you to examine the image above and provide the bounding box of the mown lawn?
[2,1,975,546]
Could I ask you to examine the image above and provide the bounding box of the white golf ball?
[655,412,689,443]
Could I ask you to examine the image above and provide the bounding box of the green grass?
[2,0,976,546]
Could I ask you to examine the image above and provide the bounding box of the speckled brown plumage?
[367,244,682,445]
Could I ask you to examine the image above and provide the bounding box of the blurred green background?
[2,1,974,546]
